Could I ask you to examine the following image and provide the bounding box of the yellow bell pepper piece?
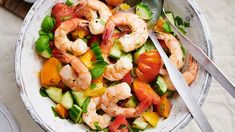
[92,76,103,83]
[142,112,159,127]
[71,27,90,39]
[80,49,94,69]
[120,3,131,11]
[84,87,106,97]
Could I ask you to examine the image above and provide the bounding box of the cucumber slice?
[133,117,148,130]
[125,96,138,108]
[153,76,167,96]
[165,12,175,26]
[71,91,87,107]
[121,53,133,63]
[109,42,123,59]
[45,87,62,103]
[69,105,82,123]
[61,91,74,109]
[134,46,146,64]
[136,3,153,20]
[144,39,156,51]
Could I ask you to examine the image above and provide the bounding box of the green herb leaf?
[35,35,50,52]
[175,16,184,26]
[178,25,187,35]
[39,30,47,36]
[48,33,54,40]
[65,0,74,6]
[39,87,48,97]
[90,83,97,90]
[51,106,58,117]
[94,121,102,130]
[41,15,55,33]
[184,22,190,27]
[162,22,172,33]
[82,97,91,113]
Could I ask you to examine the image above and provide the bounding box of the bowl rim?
[15,0,213,131]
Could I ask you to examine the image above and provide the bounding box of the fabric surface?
[0,0,234,131]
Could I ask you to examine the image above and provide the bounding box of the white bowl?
[15,0,213,131]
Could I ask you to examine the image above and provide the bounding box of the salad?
[35,0,198,131]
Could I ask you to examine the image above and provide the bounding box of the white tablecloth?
[0,0,234,131]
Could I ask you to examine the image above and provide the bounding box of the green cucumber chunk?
[71,91,87,107]
[125,96,138,108]
[132,117,148,130]
[136,3,153,20]
[134,46,146,64]
[165,12,175,26]
[144,38,156,51]
[45,87,62,103]
[69,105,82,123]
[121,53,133,63]
[61,91,74,109]
[109,42,123,59]
[153,76,167,96]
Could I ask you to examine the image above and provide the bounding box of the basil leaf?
[35,35,50,52]
[41,15,55,33]
[66,0,74,6]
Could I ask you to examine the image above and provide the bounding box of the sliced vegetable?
[40,57,61,86]
[91,42,105,62]
[120,3,131,11]
[45,87,62,103]
[125,96,138,108]
[155,16,165,32]
[69,105,82,123]
[71,91,87,107]
[109,115,129,132]
[80,49,95,69]
[109,43,123,59]
[61,91,74,109]
[121,53,133,63]
[71,27,90,39]
[121,71,133,85]
[82,97,91,113]
[134,46,146,64]
[90,62,107,79]
[165,12,175,26]
[136,50,162,83]
[142,112,159,127]
[133,79,160,105]
[55,103,68,118]
[136,3,153,20]
[65,0,73,6]
[157,95,172,118]
[84,87,106,97]
[144,39,156,51]
[41,15,55,33]
[132,116,148,130]
[162,22,172,33]
[35,35,52,58]
[153,76,167,96]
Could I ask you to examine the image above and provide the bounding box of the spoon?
[139,0,214,131]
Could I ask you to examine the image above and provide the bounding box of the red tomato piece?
[136,50,161,83]
[87,35,102,47]
[109,115,129,132]
[51,3,77,29]
[121,71,133,85]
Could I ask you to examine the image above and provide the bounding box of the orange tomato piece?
[55,103,68,118]
[157,95,172,118]
[40,57,62,86]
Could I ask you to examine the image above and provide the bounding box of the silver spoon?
[134,0,214,131]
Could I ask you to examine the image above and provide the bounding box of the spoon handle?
[149,31,213,132]
[162,10,235,98]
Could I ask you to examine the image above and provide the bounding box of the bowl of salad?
[15,0,212,131]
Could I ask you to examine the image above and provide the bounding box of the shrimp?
[156,31,184,70]
[75,0,112,35]
[163,56,198,91]
[53,50,91,91]
[103,57,133,81]
[54,18,89,56]
[83,97,112,130]
[102,13,148,53]
[101,82,151,118]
